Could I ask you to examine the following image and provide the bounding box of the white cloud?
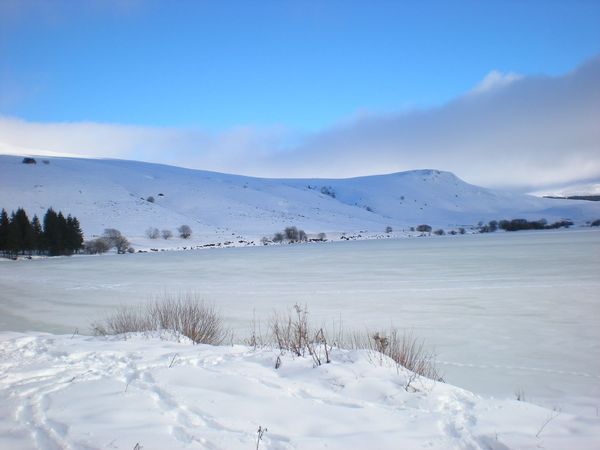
[1,56,599,192]
[470,70,522,94]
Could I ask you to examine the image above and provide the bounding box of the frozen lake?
[1,229,599,416]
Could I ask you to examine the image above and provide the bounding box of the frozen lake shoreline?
[1,228,599,416]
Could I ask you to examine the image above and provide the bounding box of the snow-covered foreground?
[1,331,598,450]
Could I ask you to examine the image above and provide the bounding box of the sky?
[1,0,600,191]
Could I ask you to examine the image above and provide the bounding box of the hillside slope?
[1,155,598,244]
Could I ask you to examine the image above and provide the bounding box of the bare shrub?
[146,227,160,239]
[270,304,330,366]
[272,232,284,243]
[385,226,393,233]
[92,294,228,345]
[91,303,150,336]
[161,229,173,240]
[317,232,327,241]
[84,237,110,254]
[345,328,441,386]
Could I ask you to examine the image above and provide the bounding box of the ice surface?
[1,229,599,418]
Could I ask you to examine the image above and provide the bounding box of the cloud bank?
[1,56,599,191]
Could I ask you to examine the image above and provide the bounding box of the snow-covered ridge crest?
[1,154,598,243]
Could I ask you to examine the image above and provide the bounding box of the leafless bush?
[91,303,150,336]
[92,294,228,345]
[345,328,441,386]
[161,229,173,240]
[84,237,110,254]
[269,304,330,366]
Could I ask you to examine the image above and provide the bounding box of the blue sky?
[2,0,600,131]
[1,1,599,190]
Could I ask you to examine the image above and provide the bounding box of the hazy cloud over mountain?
[1,55,599,192]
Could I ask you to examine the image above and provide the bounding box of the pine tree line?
[0,207,84,257]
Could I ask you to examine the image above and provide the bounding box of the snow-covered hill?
[1,154,599,245]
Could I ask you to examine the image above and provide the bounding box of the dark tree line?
[0,207,84,257]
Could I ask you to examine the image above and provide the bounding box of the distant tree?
[591,219,600,227]
[416,224,432,233]
[273,232,284,243]
[260,236,270,245]
[284,226,299,242]
[102,228,122,247]
[85,238,110,254]
[178,225,192,239]
[146,227,160,239]
[317,232,327,241]
[30,215,42,253]
[385,226,393,233]
[433,229,445,236]
[43,208,63,256]
[146,196,155,203]
[10,208,34,255]
[102,228,130,254]
[0,209,9,254]
[22,157,36,164]
[298,229,307,242]
[65,215,84,253]
[458,227,466,235]
[161,229,173,240]
[114,235,130,253]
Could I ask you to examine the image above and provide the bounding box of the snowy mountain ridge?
[1,154,599,244]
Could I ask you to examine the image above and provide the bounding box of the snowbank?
[1,332,598,449]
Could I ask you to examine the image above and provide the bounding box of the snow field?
[1,331,598,450]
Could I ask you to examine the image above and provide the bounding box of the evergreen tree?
[43,208,61,256]
[13,208,34,254]
[0,209,9,255]
[7,211,21,256]
[31,215,43,254]
[57,212,68,255]
[1,207,85,257]
[66,215,84,253]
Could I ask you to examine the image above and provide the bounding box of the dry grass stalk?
[92,293,228,345]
